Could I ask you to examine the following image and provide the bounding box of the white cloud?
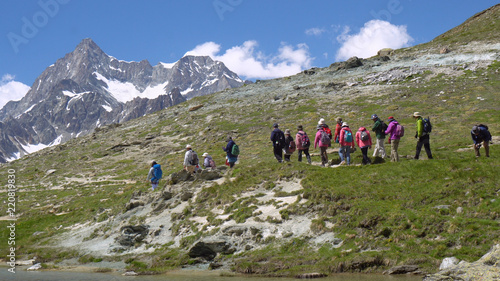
[185,41,313,79]
[0,74,30,109]
[305,27,326,36]
[335,20,413,61]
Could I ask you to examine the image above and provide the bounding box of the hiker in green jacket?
[371,114,387,158]
[413,112,433,160]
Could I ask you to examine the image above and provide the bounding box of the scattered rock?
[440,47,451,54]
[189,104,204,111]
[167,170,193,184]
[125,200,145,211]
[377,48,394,56]
[195,169,222,181]
[439,257,460,270]
[123,271,138,276]
[27,263,42,271]
[188,239,235,260]
[303,69,316,75]
[180,191,193,201]
[222,226,247,236]
[45,169,57,176]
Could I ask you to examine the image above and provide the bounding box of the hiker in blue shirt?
[146,161,162,191]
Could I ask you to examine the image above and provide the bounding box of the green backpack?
[231,144,240,156]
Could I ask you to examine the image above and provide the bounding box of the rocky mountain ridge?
[0,38,246,163]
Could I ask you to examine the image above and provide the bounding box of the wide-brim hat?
[186,144,192,149]
[318,118,325,125]
[342,122,349,127]
[413,112,422,117]
[202,153,209,157]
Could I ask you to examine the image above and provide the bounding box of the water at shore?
[0,268,422,281]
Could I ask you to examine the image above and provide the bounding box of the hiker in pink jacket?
[339,122,355,165]
[356,127,372,165]
[385,116,401,162]
[314,125,330,166]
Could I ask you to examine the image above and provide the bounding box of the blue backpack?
[344,129,353,142]
[152,164,162,181]
[423,117,432,134]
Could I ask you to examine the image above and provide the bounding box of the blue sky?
[1,0,499,107]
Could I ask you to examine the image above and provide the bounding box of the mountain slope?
[1,5,500,278]
[0,39,245,163]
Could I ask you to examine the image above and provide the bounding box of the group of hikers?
[147,112,492,190]
[270,112,492,166]
[146,137,240,190]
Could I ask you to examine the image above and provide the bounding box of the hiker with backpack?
[270,123,286,163]
[355,127,372,165]
[471,124,492,157]
[314,125,331,167]
[385,116,403,162]
[283,129,296,162]
[202,153,216,170]
[223,136,239,167]
[371,114,387,159]
[146,161,162,191]
[339,122,355,165]
[296,125,311,164]
[318,118,333,146]
[413,112,433,160]
[184,144,199,174]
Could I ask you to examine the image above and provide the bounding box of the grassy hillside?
[1,6,500,276]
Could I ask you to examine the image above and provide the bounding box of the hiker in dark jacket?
[270,123,285,163]
[223,137,238,168]
[471,124,492,157]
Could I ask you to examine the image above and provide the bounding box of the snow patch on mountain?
[94,72,168,103]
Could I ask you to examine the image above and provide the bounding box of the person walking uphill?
[356,127,372,165]
[314,125,330,166]
[371,114,387,159]
[296,125,312,164]
[270,123,286,163]
[146,161,162,191]
[339,122,355,165]
[184,145,199,174]
[333,117,343,145]
[471,124,492,157]
[413,112,433,160]
[385,116,402,162]
[223,137,239,167]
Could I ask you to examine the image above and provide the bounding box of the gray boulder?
[188,238,235,260]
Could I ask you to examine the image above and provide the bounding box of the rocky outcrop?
[115,225,149,247]
[423,244,500,280]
